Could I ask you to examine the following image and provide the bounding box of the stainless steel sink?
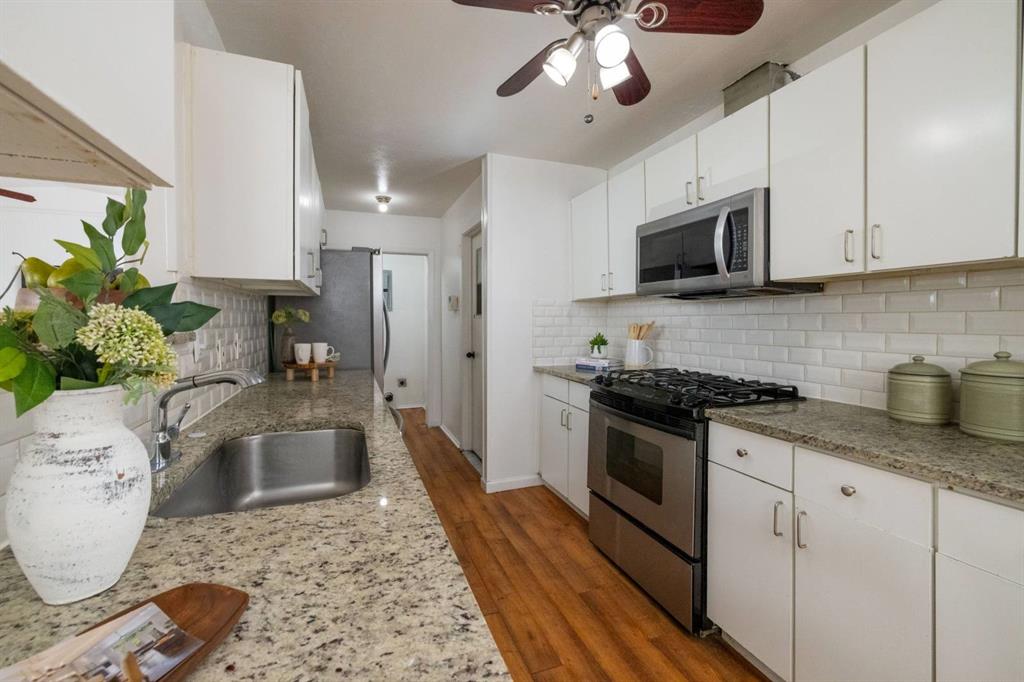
[153,429,371,518]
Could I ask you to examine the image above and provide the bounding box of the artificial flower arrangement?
[0,189,218,416]
[271,306,310,327]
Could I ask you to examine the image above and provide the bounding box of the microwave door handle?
[714,206,731,281]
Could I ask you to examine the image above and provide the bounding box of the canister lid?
[890,355,950,377]
[960,352,1024,379]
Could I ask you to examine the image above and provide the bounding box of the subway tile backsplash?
[0,277,267,547]
[534,266,1024,413]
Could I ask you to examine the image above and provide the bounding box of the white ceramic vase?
[5,385,151,605]
[591,345,608,359]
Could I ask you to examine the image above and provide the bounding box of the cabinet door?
[770,47,865,280]
[607,163,645,296]
[192,47,294,281]
[645,135,697,221]
[294,70,318,290]
[566,407,589,516]
[794,497,932,682]
[570,181,609,300]
[696,97,768,205]
[540,395,568,496]
[936,554,1024,682]
[866,0,1017,271]
[708,464,793,681]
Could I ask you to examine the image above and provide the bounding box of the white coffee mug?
[624,340,653,369]
[294,343,312,364]
[312,343,335,364]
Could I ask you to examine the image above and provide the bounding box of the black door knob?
[466,351,476,359]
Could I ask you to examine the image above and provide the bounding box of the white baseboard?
[482,475,543,493]
[439,424,461,449]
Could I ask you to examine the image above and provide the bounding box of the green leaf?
[147,301,219,335]
[0,327,19,350]
[118,268,140,295]
[33,295,87,349]
[81,221,116,271]
[61,268,105,304]
[102,197,127,236]
[13,356,55,416]
[122,189,147,255]
[0,347,26,382]
[123,282,176,311]
[55,239,101,271]
[60,376,99,390]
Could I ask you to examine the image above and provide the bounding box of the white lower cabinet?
[708,462,793,681]
[793,495,932,682]
[539,378,589,515]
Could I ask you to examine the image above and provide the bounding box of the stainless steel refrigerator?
[274,247,392,396]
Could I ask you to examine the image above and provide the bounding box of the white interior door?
[469,232,484,456]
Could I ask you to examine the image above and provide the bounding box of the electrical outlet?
[192,339,203,364]
[397,378,407,387]
[215,338,224,370]
[233,333,242,360]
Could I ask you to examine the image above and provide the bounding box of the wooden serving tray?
[283,360,336,382]
[82,583,249,682]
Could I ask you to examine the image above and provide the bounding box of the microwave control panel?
[730,211,749,272]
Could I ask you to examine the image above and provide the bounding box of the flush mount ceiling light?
[375,195,391,213]
[453,0,764,107]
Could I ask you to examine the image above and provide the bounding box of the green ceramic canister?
[887,356,952,425]
[959,352,1024,442]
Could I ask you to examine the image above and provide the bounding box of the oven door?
[635,188,763,296]
[588,400,700,557]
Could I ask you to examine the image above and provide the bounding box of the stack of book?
[575,357,624,372]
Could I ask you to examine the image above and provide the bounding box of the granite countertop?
[534,365,602,385]
[0,372,508,680]
[707,398,1024,508]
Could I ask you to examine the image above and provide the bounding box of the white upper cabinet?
[696,97,769,205]
[571,180,609,300]
[866,0,1018,271]
[607,163,645,296]
[644,135,697,221]
[770,48,865,280]
[0,0,174,187]
[190,47,319,295]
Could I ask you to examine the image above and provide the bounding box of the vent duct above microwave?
[723,62,799,116]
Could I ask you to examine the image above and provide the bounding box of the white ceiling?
[206,0,895,217]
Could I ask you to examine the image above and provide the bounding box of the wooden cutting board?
[82,582,249,682]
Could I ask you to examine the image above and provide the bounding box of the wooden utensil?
[82,583,249,682]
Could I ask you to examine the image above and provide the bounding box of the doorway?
[381,253,429,409]
[461,226,485,474]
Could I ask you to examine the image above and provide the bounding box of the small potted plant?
[589,331,609,359]
[271,306,310,368]
[0,188,219,604]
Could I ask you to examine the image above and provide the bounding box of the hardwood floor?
[401,408,765,682]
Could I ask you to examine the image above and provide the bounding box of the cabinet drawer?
[794,447,932,547]
[938,489,1024,584]
[569,382,591,412]
[541,374,569,402]
[708,422,793,491]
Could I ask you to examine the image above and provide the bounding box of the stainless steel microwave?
[635,188,820,299]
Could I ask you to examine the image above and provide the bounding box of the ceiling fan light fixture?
[599,61,631,90]
[543,32,584,86]
[594,22,630,68]
[376,195,391,213]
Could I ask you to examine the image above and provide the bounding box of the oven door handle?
[589,398,696,440]
[713,206,731,282]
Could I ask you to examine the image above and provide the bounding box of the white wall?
[323,209,443,425]
[382,254,428,408]
[439,175,482,447]
[482,154,606,491]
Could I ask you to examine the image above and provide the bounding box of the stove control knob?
[593,375,605,385]
[669,391,685,405]
[603,377,614,387]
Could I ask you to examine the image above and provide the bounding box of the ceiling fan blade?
[497,39,563,97]
[452,0,555,12]
[613,50,651,106]
[637,0,764,35]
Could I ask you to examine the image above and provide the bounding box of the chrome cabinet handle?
[870,224,882,260]
[685,180,695,206]
[307,250,316,278]
[736,448,748,458]
[697,175,706,201]
[608,272,614,290]
[772,501,784,537]
[843,229,855,263]
[567,411,573,431]
[560,408,566,427]
[797,510,808,549]
[601,273,607,292]
[840,484,856,497]
[320,228,328,247]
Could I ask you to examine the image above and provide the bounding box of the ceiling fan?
[453,0,764,106]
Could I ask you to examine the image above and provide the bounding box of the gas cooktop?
[590,367,804,421]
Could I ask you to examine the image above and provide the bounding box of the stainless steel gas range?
[587,368,803,633]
